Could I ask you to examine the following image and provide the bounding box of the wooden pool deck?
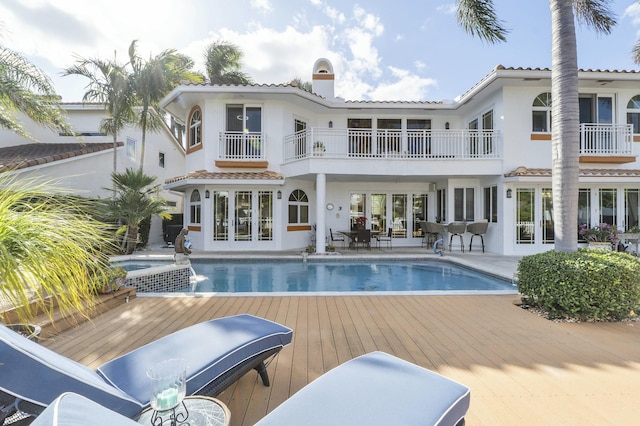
[42,292,640,425]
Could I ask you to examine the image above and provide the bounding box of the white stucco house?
[0,103,185,245]
[159,58,640,255]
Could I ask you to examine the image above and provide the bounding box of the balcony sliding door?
[225,104,262,158]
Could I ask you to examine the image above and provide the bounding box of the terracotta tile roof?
[504,166,640,178]
[0,142,122,173]
[165,170,284,184]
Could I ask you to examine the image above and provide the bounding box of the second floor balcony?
[216,124,634,164]
[218,132,267,161]
[283,128,502,162]
[579,123,633,157]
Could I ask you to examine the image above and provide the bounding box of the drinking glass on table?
[147,359,187,412]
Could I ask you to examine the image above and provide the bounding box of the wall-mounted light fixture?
[506,188,512,199]
[328,121,333,128]
[277,190,282,199]
[445,122,450,130]
[205,189,210,199]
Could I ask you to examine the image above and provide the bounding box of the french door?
[515,187,554,249]
[212,190,274,245]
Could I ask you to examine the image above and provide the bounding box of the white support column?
[315,173,327,254]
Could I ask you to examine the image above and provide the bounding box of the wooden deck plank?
[41,294,640,425]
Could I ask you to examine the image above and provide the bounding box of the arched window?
[190,189,201,225]
[188,107,202,149]
[532,92,552,132]
[627,95,640,134]
[288,190,309,224]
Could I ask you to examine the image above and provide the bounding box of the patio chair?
[355,228,371,251]
[376,228,393,249]
[255,351,470,426]
[447,222,467,252]
[329,228,346,249]
[467,220,489,252]
[0,314,292,424]
[423,221,446,248]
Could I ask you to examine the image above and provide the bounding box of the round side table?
[137,396,230,426]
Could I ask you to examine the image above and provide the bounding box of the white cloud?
[436,3,457,15]
[353,6,384,36]
[310,0,346,24]
[1,0,444,102]
[368,66,438,101]
[187,25,335,85]
[251,0,273,12]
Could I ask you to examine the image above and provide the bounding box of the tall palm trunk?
[550,0,579,252]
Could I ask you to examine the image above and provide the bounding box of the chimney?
[311,58,335,100]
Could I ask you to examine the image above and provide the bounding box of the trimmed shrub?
[517,249,640,321]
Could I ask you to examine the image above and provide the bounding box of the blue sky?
[2,0,640,102]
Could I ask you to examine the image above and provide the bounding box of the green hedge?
[517,249,640,321]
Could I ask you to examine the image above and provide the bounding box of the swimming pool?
[115,259,516,294]
[187,260,515,294]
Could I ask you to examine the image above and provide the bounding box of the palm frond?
[0,45,74,137]
[572,0,616,34]
[456,0,508,44]
[0,174,115,324]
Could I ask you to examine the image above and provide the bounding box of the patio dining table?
[338,230,380,249]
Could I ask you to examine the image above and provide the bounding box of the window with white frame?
[627,95,640,134]
[532,92,552,132]
[188,107,202,148]
[190,189,202,225]
[481,110,494,154]
[288,189,309,224]
[483,186,498,223]
[454,188,475,222]
[126,137,136,160]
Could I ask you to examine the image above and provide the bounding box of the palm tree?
[128,40,203,171]
[0,39,73,139]
[101,168,170,254]
[204,40,252,85]
[292,77,312,92]
[0,174,115,325]
[456,0,615,252]
[63,55,135,175]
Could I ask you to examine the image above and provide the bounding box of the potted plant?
[312,141,326,156]
[579,223,619,250]
[354,216,368,229]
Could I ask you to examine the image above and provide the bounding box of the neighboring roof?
[504,166,640,178]
[0,142,122,173]
[165,170,284,184]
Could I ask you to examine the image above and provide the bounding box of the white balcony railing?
[218,132,266,160]
[283,128,502,161]
[579,123,632,156]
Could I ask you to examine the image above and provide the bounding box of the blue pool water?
[188,260,514,293]
[117,259,516,293]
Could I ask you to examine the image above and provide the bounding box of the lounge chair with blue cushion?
[255,351,470,426]
[30,392,139,426]
[24,352,469,426]
[0,314,292,424]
